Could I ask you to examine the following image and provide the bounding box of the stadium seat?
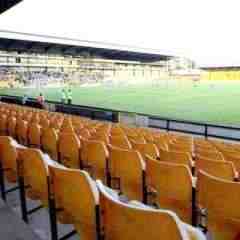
[159,148,193,168]
[108,146,145,201]
[109,135,132,149]
[195,157,237,181]
[41,127,59,161]
[90,132,109,144]
[130,141,159,160]
[195,149,224,161]
[220,149,240,173]
[80,138,108,183]
[77,128,91,139]
[96,180,205,240]
[20,149,52,205]
[0,136,25,183]
[153,136,169,151]
[28,122,41,148]
[7,116,17,138]
[145,157,193,224]
[197,170,240,240]
[16,119,29,145]
[0,114,8,136]
[58,132,81,168]
[49,166,99,240]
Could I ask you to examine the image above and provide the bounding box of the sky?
[0,0,240,67]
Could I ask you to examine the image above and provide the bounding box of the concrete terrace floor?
[2,181,79,240]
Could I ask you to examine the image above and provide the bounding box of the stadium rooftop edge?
[0,30,173,62]
[0,0,23,14]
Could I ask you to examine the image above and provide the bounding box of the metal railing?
[1,94,240,142]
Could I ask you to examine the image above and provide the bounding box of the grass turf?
[0,80,240,126]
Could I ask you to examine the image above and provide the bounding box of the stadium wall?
[200,68,240,80]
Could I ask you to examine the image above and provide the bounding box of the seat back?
[159,148,192,167]
[110,136,132,150]
[0,137,25,182]
[81,139,108,183]
[97,181,204,240]
[197,170,240,240]
[16,119,28,145]
[195,157,236,181]
[146,157,193,223]
[20,149,51,205]
[41,127,58,161]
[49,166,99,240]
[108,146,145,201]
[0,114,8,135]
[58,132,81,168]
[7,116,17,138]
[131,142,159,160]
[28,123,41,147]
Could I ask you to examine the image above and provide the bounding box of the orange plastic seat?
[146,157,193,223]
[0,114,8,136]
[81,139,108,183]
[16,119,29,145]
[28,123,41,148]
[108,146,145,201]
[197,170,240,240]
[109,136,132,150]
[159,148,193,168]
[97,180,205,240]
[7,116,17,138]
[195,157,237,181]
[41,127,59,161]
[131,141,159,160]
[58,132,81,168]
[49,166,99,240]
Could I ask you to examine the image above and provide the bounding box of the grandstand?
[1,1,240,240]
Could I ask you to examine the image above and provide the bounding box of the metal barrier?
[1,94,240,141]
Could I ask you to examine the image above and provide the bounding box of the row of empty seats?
[0,102,240,239]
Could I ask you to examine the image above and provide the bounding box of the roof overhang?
[0,30,173,62]
[0,0,23,14]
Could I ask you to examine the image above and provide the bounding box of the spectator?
[61,89,67,104]
[67,88,72,104]
[22,94,28,105]
[37,93,45,109]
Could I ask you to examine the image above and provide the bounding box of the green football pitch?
[0,80,240,126]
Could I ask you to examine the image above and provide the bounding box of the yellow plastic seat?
[0,136,25,182]
[16,119,29,145]
[109,136,132,150]
[97,180,205,240]
[153,136,169,151]
[146,157,193,223]
[41,127,58,161]
[108,146,145,201]
[0,114,8,136]
[77,128,91,140]
[197,170,240,240]
[58,132,81,168]
[7,116,17,138]
[169,143,192,153]
[81,139,108,183]
[90,132,109,144]
[159,148,193,168]
[49,166,99,240]
[127,134,146,143]
[28,123,41,148]
[195,149,224,161]
[20,149,53,205]
[220,150,240,173]
[131,141,159,160]
[195,157,237,181]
